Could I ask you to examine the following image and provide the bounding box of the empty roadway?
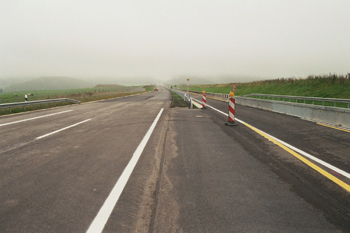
[0,88,349,232]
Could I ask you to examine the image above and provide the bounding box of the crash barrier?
[0,88,145,104]
[0,98,81,113]
[243,94,350,109]
[236,96,350,128]
[167,88,193,109]
[182,90,350,128]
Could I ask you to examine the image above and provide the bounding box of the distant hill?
[85,76,160,86]
[164,75,262,85]
[4,77,92,92]
[94,84,124,87]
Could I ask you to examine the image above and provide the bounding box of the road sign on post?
[187,78,190,98]
[232,84,236,92]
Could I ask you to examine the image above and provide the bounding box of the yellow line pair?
[317,123,350,133]
[241,121,350,193]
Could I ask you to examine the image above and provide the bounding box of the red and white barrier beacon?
[225,85,238,126]
[202,90,207,109]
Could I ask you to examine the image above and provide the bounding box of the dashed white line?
[0,110,73,127]
[36,119,91,140]
[86,108,164,233]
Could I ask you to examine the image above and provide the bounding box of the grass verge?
[170,91,192,108]
[0,85,155,116]
[177,74,350,99]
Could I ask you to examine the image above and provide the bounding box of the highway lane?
[150,107,344,232]
[0,92,164,153]
[189,93,350,229]
[0,89,171,232]
[1,88,349,232]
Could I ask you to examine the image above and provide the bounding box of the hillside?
[164,75,260,85]
[4,77,92,92]
[179,74,350,99]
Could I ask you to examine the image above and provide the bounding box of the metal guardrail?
[179,89,350,109]
[166,88,194,108]
[186,90,231,101]
[243,94,350,108]
[0,98,81,113]
[171,89,191,101]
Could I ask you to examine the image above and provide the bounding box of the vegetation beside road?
[178,74,350,99]
[0,85,155,116]
[170,91,194,108]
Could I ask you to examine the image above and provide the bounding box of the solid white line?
[257,129,350,179]
[0,110,73,127]
[36,119,91,140]
[86,108,164,233]
[192,97,350,179]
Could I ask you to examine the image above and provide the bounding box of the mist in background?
[1,0,349,88]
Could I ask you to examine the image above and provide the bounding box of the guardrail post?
[225,92,238,126]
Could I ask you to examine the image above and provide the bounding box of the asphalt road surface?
[1,88,349,232]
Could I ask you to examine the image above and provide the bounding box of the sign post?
[187,78,190,98]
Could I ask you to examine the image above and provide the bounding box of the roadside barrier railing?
[243,94,350,109]
[179,90,350,109]
[166,88,193,109]
[0,98,81,113]
[176,89,350,127]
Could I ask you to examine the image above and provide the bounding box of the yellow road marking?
[193,94,350,192]
[241,121,350,193]
[317,123,350,133]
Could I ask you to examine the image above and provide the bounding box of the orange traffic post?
[225,91,238,126]
[202,90,207,109]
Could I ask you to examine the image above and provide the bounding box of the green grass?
[177,74,350,99]
[0,85,155,116]
[170,91,192,108]
[0,102,72,115]
[0,85,154,104]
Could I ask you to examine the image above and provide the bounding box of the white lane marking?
[256,129,350,179]
[192,98,350,179]
[86,108,164,233]
[0,110,73,127]
[36,119,91,140]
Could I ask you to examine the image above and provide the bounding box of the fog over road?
[1,88,349,232]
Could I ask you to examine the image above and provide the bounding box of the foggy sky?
[1,0,350,82]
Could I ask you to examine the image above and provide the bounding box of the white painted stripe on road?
[258,129,350,179]
[36,119,91,140]
[86,108,164,233]
[0,110,73,127]
[192,98,350,179]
